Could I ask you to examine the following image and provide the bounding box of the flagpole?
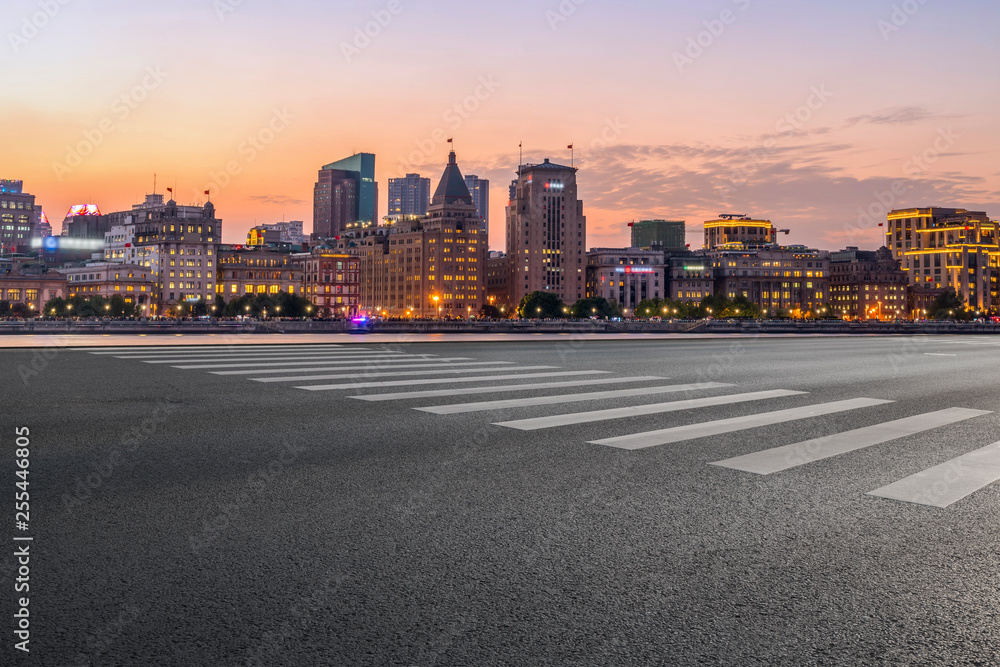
[518,141,523,174]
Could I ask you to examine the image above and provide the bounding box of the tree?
[214,294,227,316]
[43,296,66,318]
[570,297,621,319]
[930,288,967,320]
[108,295,135,318]
[0,300,10,317]
[11,302,32,319]
[478,304,502,319]
[518,291,565,319]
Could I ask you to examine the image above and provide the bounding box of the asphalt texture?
[3,335,1000,666]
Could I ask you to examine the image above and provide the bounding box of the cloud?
[845,106,936,127]
[246,195,305,206]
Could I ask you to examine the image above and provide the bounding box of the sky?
[4,0,999,251]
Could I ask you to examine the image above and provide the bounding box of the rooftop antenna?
[153,173,157,194]
[518,141,523,175]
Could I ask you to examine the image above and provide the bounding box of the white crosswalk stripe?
[496,389,806,431]
[84,345,349,354]
[350,376,670,401]
[113,350,386,360]
[867,440,1000,508]
[170,357,442,369]
[253,365,558,383]
[214,360,513,376]
[296,370,611,391]
[417,382,734,415]
[590,398,893,450]
[143,352,415,365]
[711,408,991,475]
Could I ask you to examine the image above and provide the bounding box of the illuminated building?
[709,245,830,316]
[290,247,360,318]
[464,174,490,233]
[59,263,156,307]
[669,256,715,302]
[329,151,485,318]
[61,204,105,239]
[216,246,302,300]
[0,180,38,254]
[485,251,511,312]
[34,211,52,238]
[313,153,378,238]
[387,174,431,217]
[0,272,66,313]
[585,248,666,313]
[704,215,779,250]
[506,158,587,306]
[829,246,908,320]
[247,221,305,246]
[885,207,999,312]
[632,219,686,251]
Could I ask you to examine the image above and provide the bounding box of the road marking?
[868,440,1000,508]
[495,389,806,431]
[296,370,611,391]
[923,353,957,357]
[213,360,509,375]
[418,382,734,415]
[143,352,414,364]
[170,356,438,369]
[590,398,893,450]
[351,376,670,401]
[85,345,350,354]
[711,408,991,474]
[114,349,383,359]
[251,365,552,382]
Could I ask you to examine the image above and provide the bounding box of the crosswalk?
[76,343,1000,510]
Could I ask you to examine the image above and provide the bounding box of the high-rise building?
[505,158,587,306]
[0,180,36,254]
[885,207,999,311]
[313,153,377,239]
[387,173,431,218]
[704,215,778,249]
[464,174,489,233]
[631,219,686,251]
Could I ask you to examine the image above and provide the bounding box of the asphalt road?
[3,335,1000,666]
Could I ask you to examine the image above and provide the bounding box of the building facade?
[58,263,156,308]
[631,219,686,251]
[464,174,489,233]
[668,255,715,302]
[704,215,779,250]
[485,251,511,312]
[387,173,431,218]
[885,207,999,311]
[1,180,37,254]
[709,245,829,316]
[313,153,377,238]
[585,248,666,313]
[0,272,66,313]
[829,246,909,320]
[216,246,302,300]
[291,247,361,318]
[506,159,587,306]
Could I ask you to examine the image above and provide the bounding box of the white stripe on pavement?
[296,370,610,391]
[495,389,805,431]
[711,408,991,475]
[213,360,508,375]
[590,398,893,451]
[142,352,414,364]
[170,356,438,369]
[867,440,1000,508]
[249,364,538,382]
[113,349,380,359]
[351,376,670,401]
[418,382,734,415]
[84,345,350,354]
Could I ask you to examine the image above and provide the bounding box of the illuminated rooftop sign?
[66,204,101,217]
[614,266,655,274]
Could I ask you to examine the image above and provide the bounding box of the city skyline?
[5,0,999,252]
